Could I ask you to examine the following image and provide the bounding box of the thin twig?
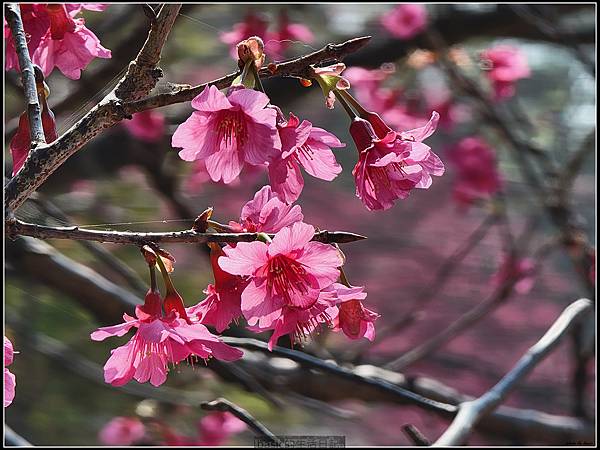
[123,36,372,114]
[368,213,497,346]
[434,298,593,445]
[200,398,281,445]
[403,424,432,446]
[6,218,366,245]
[5,3,45,146]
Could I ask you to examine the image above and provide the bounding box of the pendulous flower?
[268,112,345,203]
[172,85,281,184]
[219,222,343,329]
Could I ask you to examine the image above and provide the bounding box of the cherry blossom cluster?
[4,3,111,79]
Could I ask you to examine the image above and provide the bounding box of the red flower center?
[267,255,311,306]
[217,110,248,149]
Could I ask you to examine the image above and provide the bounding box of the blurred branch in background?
[434,298,593,445]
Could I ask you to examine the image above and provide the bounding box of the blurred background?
[4,3,596,446]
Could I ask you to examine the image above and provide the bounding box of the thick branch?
[434,298,593,445]
[6,218,366,245]
[5,3,45,146]
[4,5,182,214]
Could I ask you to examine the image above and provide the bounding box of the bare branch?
[5,3,45,146]
[6,218,366,245]
[434,298,593,445]
[201,398,281,445]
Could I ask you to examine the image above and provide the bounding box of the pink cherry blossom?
[4,336,16,408]
[219,222,343,329]
[268,112,345,203]
[184,161,265,193]
[492,254,536,295]
[331,284,379,341]
[381,4,428,40]
[248,289,339,350]
[198,412,247,446]
[448,136,503,208]
[123,110,165,143]
[172,85,281,184]
[229,185,304,233]
[191,243,248,333]
[481,45,530,100]
[98,417,146,445]
[4,4,50,73]
[91,289,243,387]
[10,100,58,176]
[350,111,443,211]
[8,4,112,79]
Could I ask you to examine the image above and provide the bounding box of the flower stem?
[333,89,357,119]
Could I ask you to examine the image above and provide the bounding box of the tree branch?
[5,3,45,146]
[122,36,372,114]
[4,34,371,214]
[6,218,366,245]
[4,4,182,214]
[200,398,281,445]
[433,298,593,445]
[221,337,458,417]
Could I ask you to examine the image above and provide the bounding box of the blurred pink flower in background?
[381,4,428,40]
[162,412,246,446]
[266,10,315,59]
[4,336,16,408]
[123,110,166,143]
[447,136,503,208]
[268,112,345,203]
[197,412,247,446]
[491,254,537,294]
[220,11,269,59]
[220,10,314,60]
[480,45,531,100]
[98,416,145,445]
[172,85,281,184]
